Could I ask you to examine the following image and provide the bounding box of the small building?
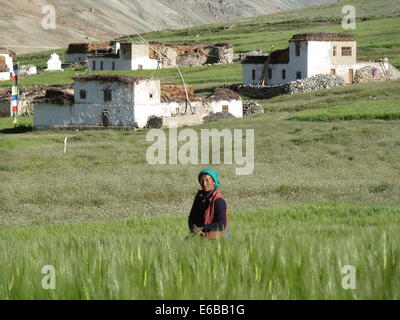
[87,42,159,72]
[0,48,16,81]
[33,75,243,129]
[203,88,243,118]
[243,33,360,85]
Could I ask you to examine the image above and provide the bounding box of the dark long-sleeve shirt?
[188,190,227,232]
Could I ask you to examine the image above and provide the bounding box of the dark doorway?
[101,109,110,127]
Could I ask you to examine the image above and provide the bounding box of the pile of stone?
[354,65,394,83]
[243,101,264,116]
[282,74,345,94]
[203,112,235,123]
[205,43,234,64]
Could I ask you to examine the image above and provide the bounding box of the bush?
[145,115,163,129]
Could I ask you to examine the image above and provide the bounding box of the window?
[103,88,112,102]
[138,64,143,70]
[282,69,286,79]
[268,68,272,79]
[333,45,337,56]
[222,105,229,113]
[342,47,352,56]
[92,61,96,70]
[100,61,104,70]
[296,71,302,79]
[295,42,301,56]
[149,93,153,99]
[330,69,336,75]
[252,69,256,80]
[80,90,86,99]
[112,61,115,70]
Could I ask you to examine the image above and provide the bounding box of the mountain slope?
[0,0,335,54]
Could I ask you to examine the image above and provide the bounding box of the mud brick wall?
[162,114,203,127]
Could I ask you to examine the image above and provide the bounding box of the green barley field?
[1,79,400,299]
[1,0,400,300]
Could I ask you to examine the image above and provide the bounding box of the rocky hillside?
[0,0,335,54]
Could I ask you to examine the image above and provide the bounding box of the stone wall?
[162,114,203,127]
[233,74,345,99]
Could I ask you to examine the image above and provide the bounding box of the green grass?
[260,79,400,112]
[1,203,399,299]
[1,0,400,300]
[289,99,400,121]
[0,116,33,131]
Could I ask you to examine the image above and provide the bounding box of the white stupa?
[44,53,63,72]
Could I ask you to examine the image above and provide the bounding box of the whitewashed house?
[87,42,159,72]
[243,33,362,85]
[34,74,243,129]
[203,88,243,118]
[0,48,15,81]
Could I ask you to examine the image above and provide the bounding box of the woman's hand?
[192,225,206,237]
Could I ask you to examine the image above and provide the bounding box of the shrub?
[145,115,163,129]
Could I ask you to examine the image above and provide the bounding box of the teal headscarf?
[198,168,220,189]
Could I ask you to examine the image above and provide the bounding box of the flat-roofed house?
[243,32,359,85]
[87,42,159,72]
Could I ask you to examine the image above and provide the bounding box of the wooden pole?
[63,136,68,154]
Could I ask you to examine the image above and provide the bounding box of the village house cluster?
[1,32,398,128]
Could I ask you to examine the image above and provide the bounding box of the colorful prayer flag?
[10,64,18,118]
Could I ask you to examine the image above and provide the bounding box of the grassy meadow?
[1,0,400,300]
[1,78,400,299]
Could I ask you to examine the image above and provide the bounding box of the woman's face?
[199,174,215,192]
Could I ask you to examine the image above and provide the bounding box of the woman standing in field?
[188,169,230,239]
